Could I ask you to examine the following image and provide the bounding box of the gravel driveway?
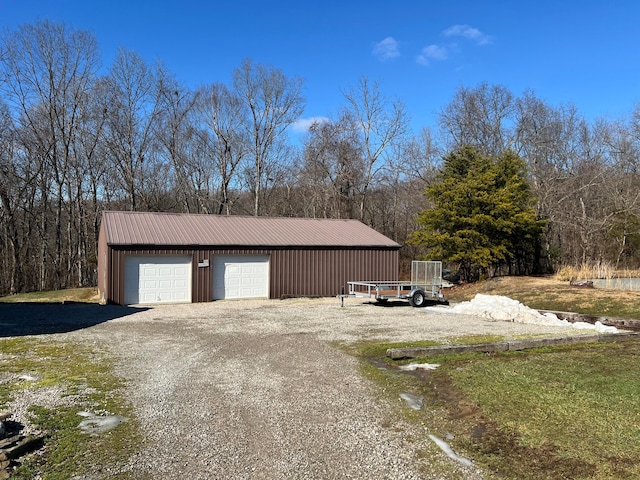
[9,297,584,479]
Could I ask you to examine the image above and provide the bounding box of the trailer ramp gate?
[345,261,446,307]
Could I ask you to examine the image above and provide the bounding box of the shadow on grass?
[0,302,149,337]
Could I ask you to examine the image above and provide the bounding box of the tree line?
[1,20,639,296]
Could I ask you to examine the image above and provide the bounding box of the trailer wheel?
[409,290,427,307]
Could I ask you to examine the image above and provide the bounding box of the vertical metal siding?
[269,247,398,298]
[105,245,398,305]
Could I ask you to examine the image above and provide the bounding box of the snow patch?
[429,434,473,467]
[399,393,423,410]
[399,363,440,371]
[78,412,127,435]
[429,294,619,333]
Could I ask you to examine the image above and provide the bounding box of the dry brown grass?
[554,262,640,282]
[0,287,98,303]
[445,275,640,319]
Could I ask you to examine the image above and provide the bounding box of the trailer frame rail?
[342,261,446,307]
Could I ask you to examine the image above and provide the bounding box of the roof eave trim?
[106,242,401,249]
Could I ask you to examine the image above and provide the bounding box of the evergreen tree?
[410,146,545,281]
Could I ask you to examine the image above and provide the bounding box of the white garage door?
[124,255,192,305]
[213,255,269,300]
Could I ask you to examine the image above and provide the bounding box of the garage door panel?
[172,291,189,301]
[213,255,269,300]
[139,293,155,303]
[141,267,157,277]
[125,255,192,305]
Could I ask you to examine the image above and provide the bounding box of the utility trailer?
[344,261,446,307]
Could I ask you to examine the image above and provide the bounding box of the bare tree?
[371,130,442,246]
[440,82,515,157]
[104,48,162,211]
[342,76,408,222]
[0,99,24,293]
[156,67,199,212]
[598,118,640,267]
[73,77,110,272]
[300,115,363,219]
[232,59,304,216]
[194,83,249,214]
[515,92,625,267]
[1,20,100,289]
[401,126,442,184]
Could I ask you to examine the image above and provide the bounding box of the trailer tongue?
[344,261,447,307]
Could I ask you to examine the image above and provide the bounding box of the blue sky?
[1,0,639,136]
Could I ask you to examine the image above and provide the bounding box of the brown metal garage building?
[97,211,400,305]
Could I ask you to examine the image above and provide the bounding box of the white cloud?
[416,44,448,66]
[417,24,492,67]
[372,36,400,61]
[443,24,492,45]
[291,116,330,133]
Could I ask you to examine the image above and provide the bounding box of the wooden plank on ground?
[387,332,640,359]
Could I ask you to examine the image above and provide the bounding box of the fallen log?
[0,436,43,461]
[570,279,594,288]
[0,434,22,450]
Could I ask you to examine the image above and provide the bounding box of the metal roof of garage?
[101,211,400,248]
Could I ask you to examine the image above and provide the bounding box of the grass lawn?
[0,338,139,479]
[357,340,640,479]
[444,342,640,479]
[354,276,640,479]
[0,287,98,304]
